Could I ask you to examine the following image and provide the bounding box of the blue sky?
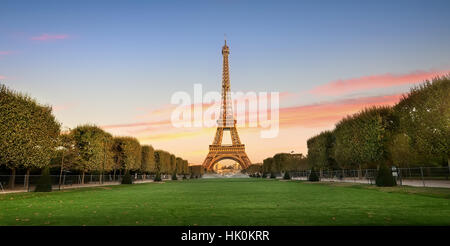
[1,0,450,162]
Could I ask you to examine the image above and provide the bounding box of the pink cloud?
[31,33,70,41]
[279,93,403,128]
[101,92,404,139]
[0,75,6,80]
[0,51,14,56]
[310,69,450,96]
[101,120,172,130]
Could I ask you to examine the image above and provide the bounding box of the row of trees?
[260,153,308,174]
[52,125,190,184]
[55,125,189,183]
[0,84,189,188]
[0,85,60,188]
[307,75,450,170]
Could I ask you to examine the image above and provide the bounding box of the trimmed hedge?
[376,163,396,187]
[283,171,291,180]
[34,167,52,192]
[121,171,133,184]
[171,172,178,180]
[270,172,276,179]
[308,168,320,182]
[154,171,162,182]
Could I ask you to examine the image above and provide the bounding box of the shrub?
[182,174,187,180]
[171,172,178,180]
[283,171,291,180]
[189,173,194,179]
[376,163,396,187]
[308,168,320,182]
[121,171,133,184]
[256,173,261,178]
[154,171,162,182]
[34,167,52,192]
[270,172,276,179]
[262,172,267,178]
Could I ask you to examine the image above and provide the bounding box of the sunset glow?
[2,1,449,165]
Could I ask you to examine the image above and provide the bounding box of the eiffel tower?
[202,39,252,171]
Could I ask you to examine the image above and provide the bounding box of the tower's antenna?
[224,33,227,45]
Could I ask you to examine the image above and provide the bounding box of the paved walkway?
[0,179,165,194]
[3,177,449,194]
[292,177,450,188]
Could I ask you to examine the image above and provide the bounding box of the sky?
[1,0,450,164]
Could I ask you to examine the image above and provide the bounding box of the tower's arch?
[206,155,247,170]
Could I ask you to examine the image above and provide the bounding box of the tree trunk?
[81,171,85,185]
[59,151,65,189]
[358,165,362,179]
[24,168,30,189]
[448,158,450,180]
[113,169,116,181]
[9,168,16,189]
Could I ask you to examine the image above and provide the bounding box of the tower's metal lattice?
[202,40,251,170]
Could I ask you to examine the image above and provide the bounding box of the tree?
[333,106,394,170]
[53,132,77,188]
[182,159,189,175]
[71,125,112,184]
[307,131,337,170]
[141,145,156,173]
[273,153,289,173]
[263,153,308,175]
[100,133,115,182]
[189,165,204,178]
[0,84,60,188]
[242,164,262,175]
[262,157,274,175]
[155,150,170,174]
[176,157,183,174]
[112,137,142,174]
[153,151,162,181]
[170,154,176,175]
[394,76,450,166]
[386,133,418,168]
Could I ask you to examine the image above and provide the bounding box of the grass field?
[1,178,449,225]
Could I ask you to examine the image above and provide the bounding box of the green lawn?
[1,178,449,225]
